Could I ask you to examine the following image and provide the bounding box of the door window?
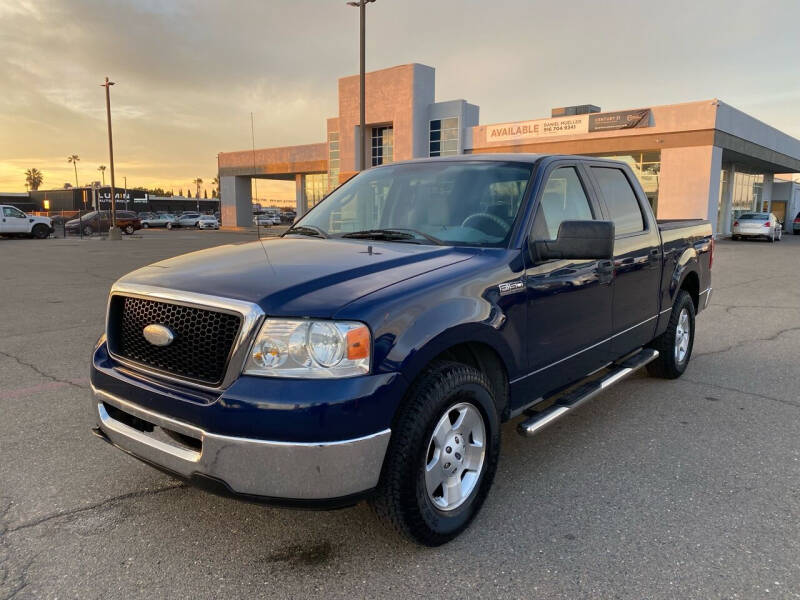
[591,167,645,236]
[3,207,26,218]
[531,167,594,240]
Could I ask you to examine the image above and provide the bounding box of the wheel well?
[680,271,700,311]
[433,342,510,421]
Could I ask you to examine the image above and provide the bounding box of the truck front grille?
[107,295,242,386]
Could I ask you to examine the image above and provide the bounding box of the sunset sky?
[2,0,799,200]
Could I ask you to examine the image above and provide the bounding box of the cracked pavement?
[1,230,799,599]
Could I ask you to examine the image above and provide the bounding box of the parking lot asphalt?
[1,230,799,599]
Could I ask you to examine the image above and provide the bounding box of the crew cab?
[0,205,53,238]
[90,155,712,545]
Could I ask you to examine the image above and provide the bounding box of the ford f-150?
[90,154,712,545]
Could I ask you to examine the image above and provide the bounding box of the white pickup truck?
[0,205,53,239]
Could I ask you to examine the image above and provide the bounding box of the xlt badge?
[498,280,524,296]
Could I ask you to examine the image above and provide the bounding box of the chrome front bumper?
[92,386,391,500]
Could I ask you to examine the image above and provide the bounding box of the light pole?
[101,76,121,240]
[346,0,375,172]
[123,176,128,211]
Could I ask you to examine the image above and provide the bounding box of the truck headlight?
[244,319,370,378]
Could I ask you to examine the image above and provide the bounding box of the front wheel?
[647,290,696,379]
[124,224,134,235]
[83,225,93,236]
[166,222,173,230]
[31,224,49,239]
[370,361,500,546]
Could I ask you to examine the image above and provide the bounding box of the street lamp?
[346,0,375,172]
[101,76,121,240]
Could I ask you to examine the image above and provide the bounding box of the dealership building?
[218,63,800,234]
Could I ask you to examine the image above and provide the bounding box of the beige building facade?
[218,63,800,234]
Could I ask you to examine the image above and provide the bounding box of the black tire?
[370,361,500,546]
[731,235,739,241]
[124,224,134,235]
[142,222,149,228]
[83,225,93,236]
[31,224,49,239]
[166,222,173,230]
[647,290,696,379]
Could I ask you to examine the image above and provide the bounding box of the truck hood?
[115,237,475,317]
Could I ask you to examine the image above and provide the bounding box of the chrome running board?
[517,348,659,437]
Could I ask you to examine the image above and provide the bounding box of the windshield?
[292,161,533,247]
[739,213,768,220]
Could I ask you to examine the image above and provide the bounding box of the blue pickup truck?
[91,154,712,545]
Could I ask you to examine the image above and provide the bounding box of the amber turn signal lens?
[346,326,370,360]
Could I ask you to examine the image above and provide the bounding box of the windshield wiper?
[284,225,329,239]
[341,228,444,245]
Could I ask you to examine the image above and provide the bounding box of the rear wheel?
[166,222,173,230]
[370,361,500,546]
[124,224,134,235]
[31,224,49,239]
[142,222,149,228]
[647,290,696,379]
[83,225,93,236]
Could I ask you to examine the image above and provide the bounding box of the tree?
[192,177,203,200]
[67,154,80,188]
[63,183,73,189]
[25,168,43,191]
[211,176,219,197]
[203,189,208,199]
[97,165,107,186]
[178,189,183,197]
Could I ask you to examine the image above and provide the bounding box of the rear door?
[1,206,30,233]
[521,161,614,397]
[587,164,662,356]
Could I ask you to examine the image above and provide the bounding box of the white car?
[197,215,220,230]
[732,212,782,242]
[0,205,53,239]
[253,215,273,227]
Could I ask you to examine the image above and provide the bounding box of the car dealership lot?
[1,233,799,599]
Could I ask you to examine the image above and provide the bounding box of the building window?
[430,117,459,157]
[328,132,340,191]
[305,173,328,209]
[371,126,393,166]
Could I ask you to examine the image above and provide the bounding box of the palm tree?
[211,176,219,198]
[97,165,107,186]
[25,168,43,191]
[67,155,80,187]
[192,177,203,199]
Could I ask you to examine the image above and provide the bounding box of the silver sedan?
[732,212,782,242]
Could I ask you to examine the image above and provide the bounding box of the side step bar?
[517,348,659,437]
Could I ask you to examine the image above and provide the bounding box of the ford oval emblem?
[143,324,174,347]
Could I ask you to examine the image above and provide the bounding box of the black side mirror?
[531,220,615,262]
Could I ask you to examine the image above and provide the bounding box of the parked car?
[141,214,177,229]
[793,212,800,234]
[253,214,273,227]
[197,215,220,230]
[281,210,296,223]
[731,212,782,242]
[137,212,156,221]
[175,212,202,228]
[65,210,141,236]
[0,205,53,238]
[90,155,712,546]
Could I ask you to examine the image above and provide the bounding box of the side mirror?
[531,220,615,262]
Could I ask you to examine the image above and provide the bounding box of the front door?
[1,206,30,233]
[521,164,614,398]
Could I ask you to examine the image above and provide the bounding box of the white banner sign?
[485,115,589,143]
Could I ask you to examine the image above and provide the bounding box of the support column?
[295,174,308,216]
[719,164,735,236]
[761,173,773,213]
[220,175,252,228]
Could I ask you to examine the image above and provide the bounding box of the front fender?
[377,296,518,389]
